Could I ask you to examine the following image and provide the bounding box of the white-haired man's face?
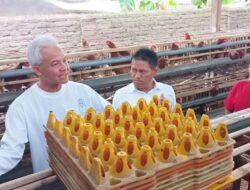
[33,46,69,92]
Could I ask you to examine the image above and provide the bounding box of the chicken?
[166,42,181,66]
[212,38,228,59]
[106,40,130,57]
[149,44,169,69]
[211,84,220,97]
[217,38,227,45]
[184,33,206,48]
[106,40,121,58]
[16,62,29,69]
[196,41,208,61]
[229,50,240,60]
[106,40,131,75]
[171,43,179,50]
[237,49,245,59]
[158,57,169,69]
[229,49,245,60]
[81,37,97,60]
[149,45,158,52]
[184,32,196,47]
[184,32,191,40]
[197,41,205,47]
[79,37,103,79]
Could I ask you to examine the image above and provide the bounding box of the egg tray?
[45,127,234,190]
[150,156,233,190]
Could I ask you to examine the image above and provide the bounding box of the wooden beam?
[211,0,222,32]
[0,169,54,190]
[211,108,250,127]
[15,175,58,190]
[209,163,250,190]
[230,127,250,139]
[233,143,250,157]
[232,162,250,181]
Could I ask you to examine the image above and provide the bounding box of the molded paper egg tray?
[45,128,234,190]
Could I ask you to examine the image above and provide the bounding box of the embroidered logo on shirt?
[78,98,87,115]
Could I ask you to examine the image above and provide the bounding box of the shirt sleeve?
[86,86,110,113]
[224,83,239,112]
[170,87,177,111]
[112,91,121,109]
[0,104,28,176]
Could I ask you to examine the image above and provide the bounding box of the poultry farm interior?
[0,31,250,186]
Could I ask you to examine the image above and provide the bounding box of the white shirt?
[113,80,176,110]
[0,81,109,175]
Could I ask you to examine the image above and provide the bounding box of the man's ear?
[32,65,41,76]
[153,67,158,76]
[155,66,159,72]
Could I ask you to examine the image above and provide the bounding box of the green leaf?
[119,0,136,11]
[222,0,234,5]
[192,0,202,6]
[201,0,207,4]
[139,0,157,10]
[169,0,176,7]
[191,0,207,8]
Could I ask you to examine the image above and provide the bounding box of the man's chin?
[60,78,69,84]
[134,84,145,90]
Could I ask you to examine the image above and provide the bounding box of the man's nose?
[60,62,69,71]
[134,71,141,79]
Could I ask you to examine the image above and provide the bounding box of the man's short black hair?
[131,48,158,68]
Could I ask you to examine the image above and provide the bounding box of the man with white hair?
[0,35,109,175]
